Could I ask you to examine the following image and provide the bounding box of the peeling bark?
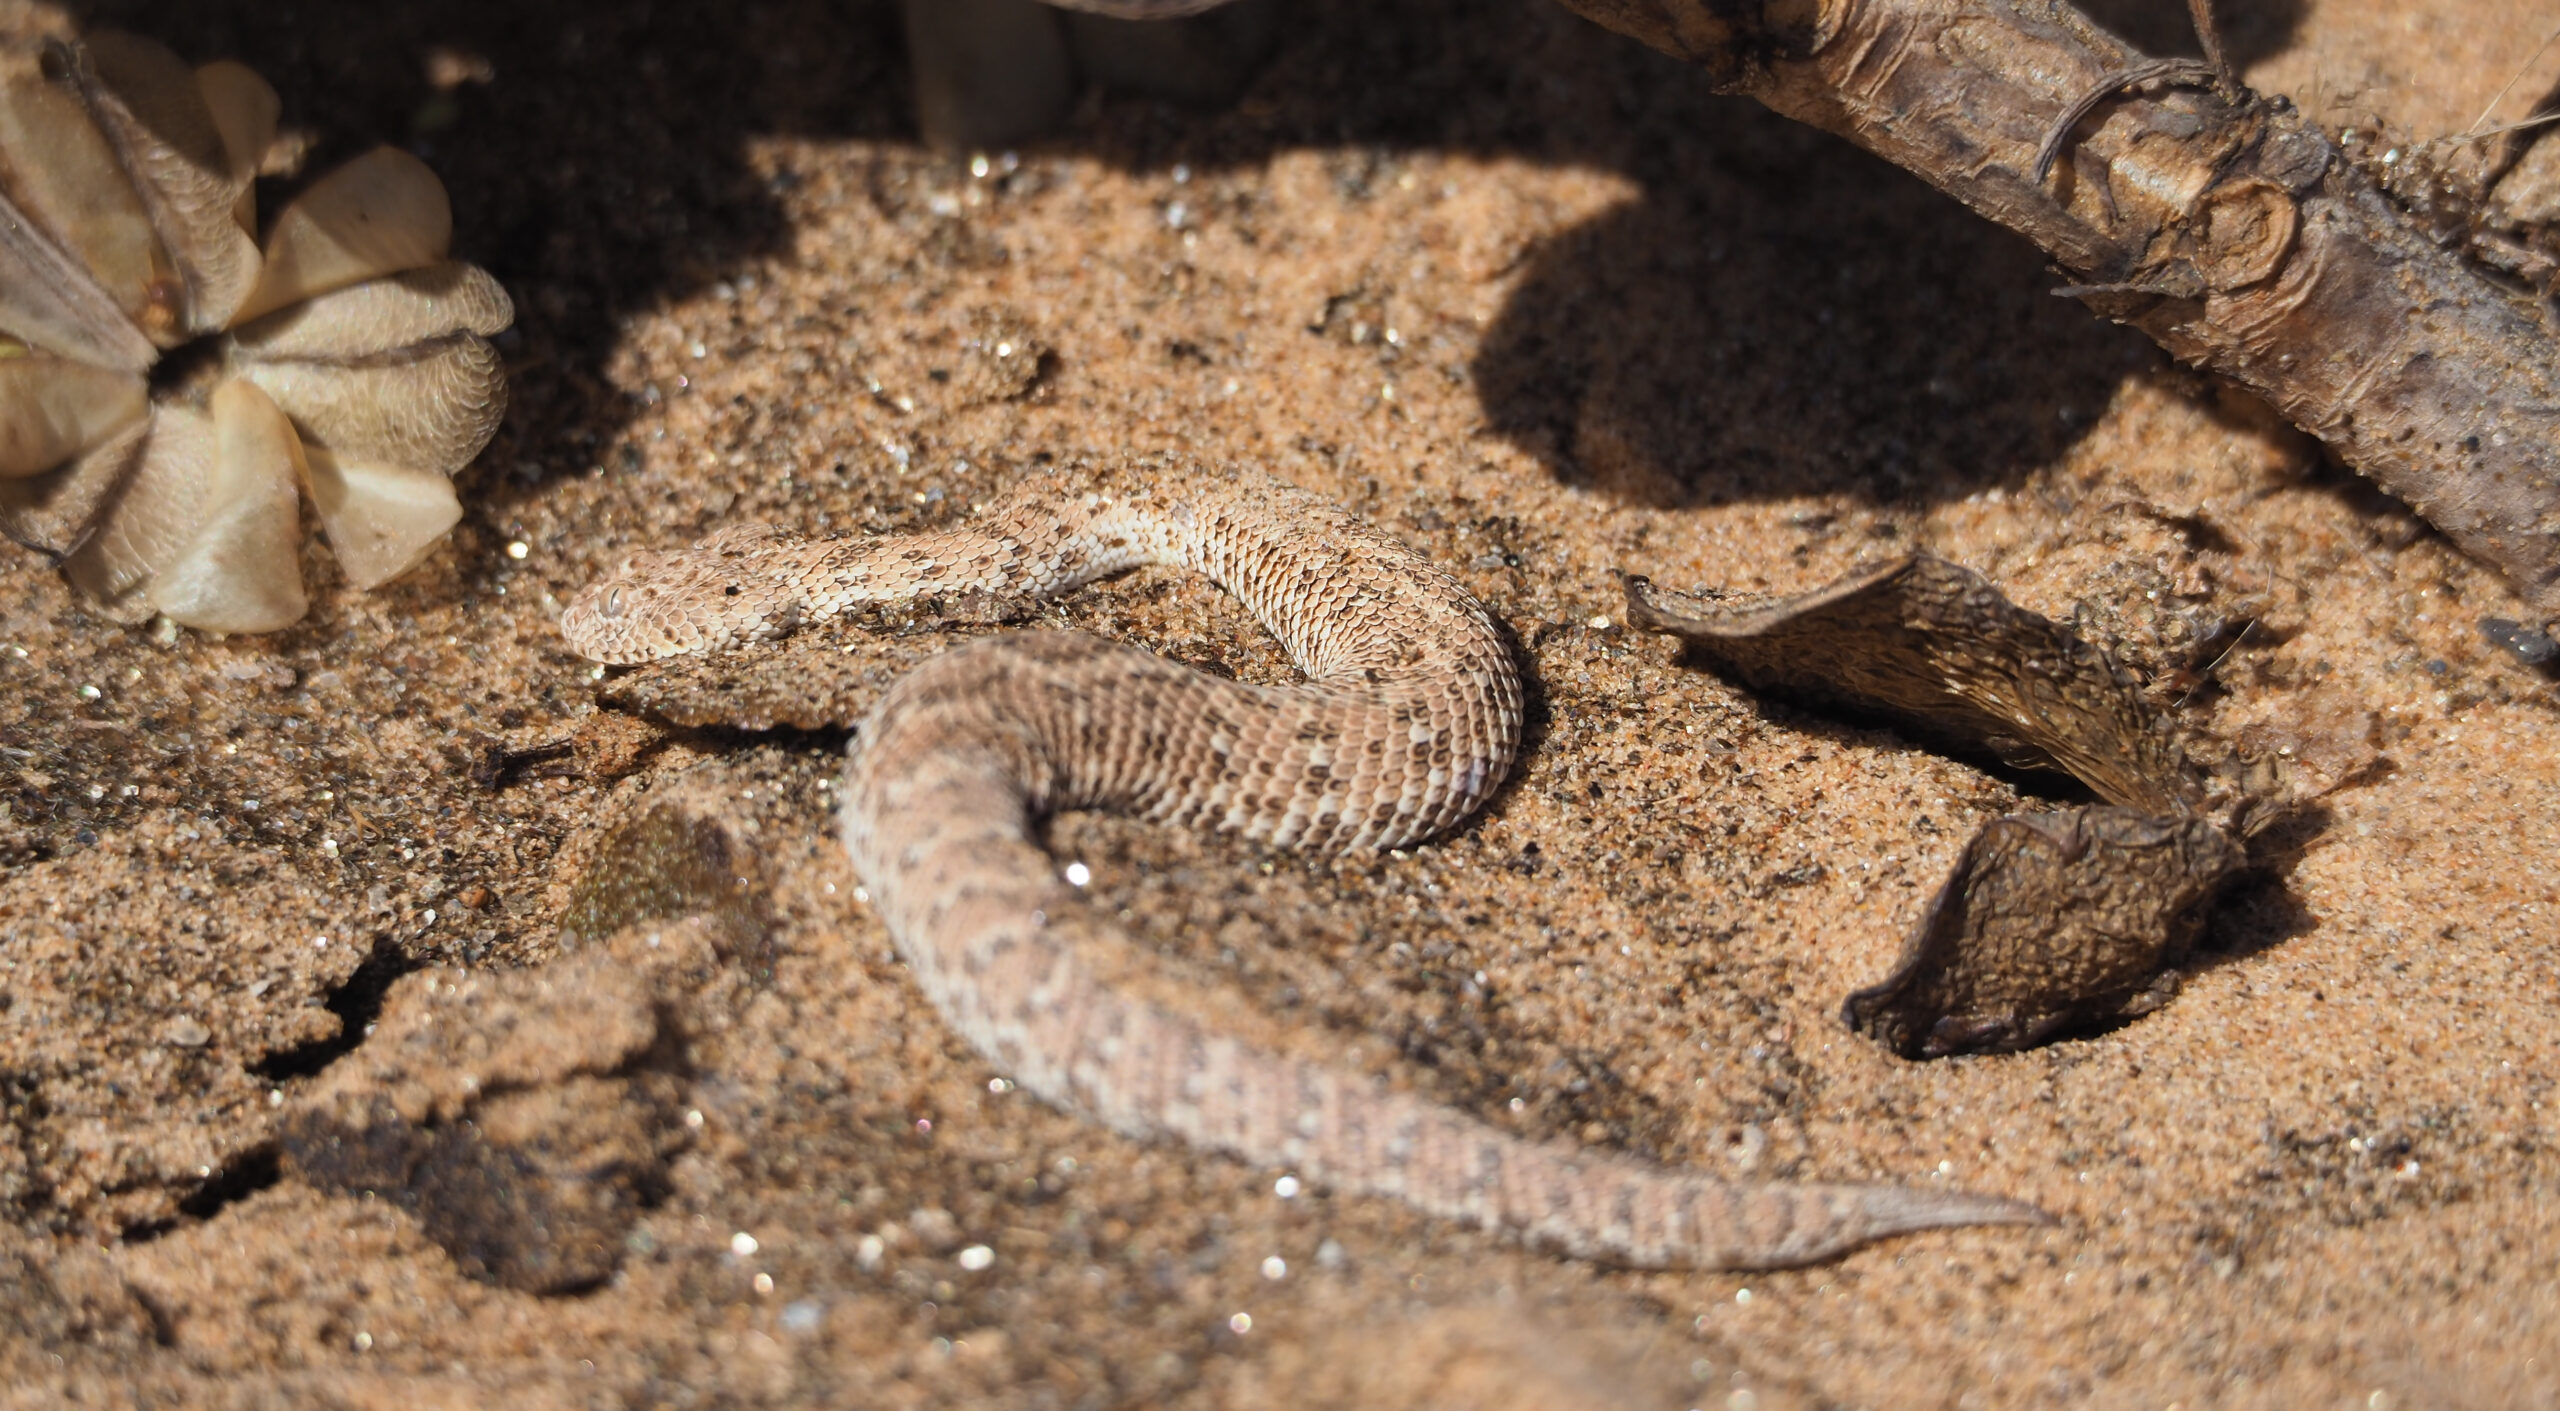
[1557,0,2560,626]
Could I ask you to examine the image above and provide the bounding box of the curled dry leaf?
[0,29,511,635]
[1626,556,2210,815]
[1625,555,2265,1058]
[1842,807,2243,1058]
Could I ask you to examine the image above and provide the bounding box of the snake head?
[559,524,808,664]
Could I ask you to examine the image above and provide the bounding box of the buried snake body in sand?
[561,461,2048,1268]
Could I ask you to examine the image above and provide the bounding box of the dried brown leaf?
[1624,555,2208,815]
[1626,554,2260,1058]
[1842,806,2244,1058]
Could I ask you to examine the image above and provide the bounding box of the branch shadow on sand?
[55,0,2210,530]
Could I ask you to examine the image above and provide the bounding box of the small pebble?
[2481,616,2558,667]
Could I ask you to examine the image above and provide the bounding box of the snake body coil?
[563,463,2046,1266]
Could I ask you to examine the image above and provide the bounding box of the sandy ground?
[3,0,2557,1406]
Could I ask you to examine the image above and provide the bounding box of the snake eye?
[600,587,623,618]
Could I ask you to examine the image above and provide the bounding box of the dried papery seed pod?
[233,146,451,323]
[142,378,308,632]
[55,32,259,338]
[2,29,511,632]
[0,347,147,477]
[0,47,169,339]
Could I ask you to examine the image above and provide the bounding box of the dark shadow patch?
[122,1144,284,1241]
[1449,614,1550,836]
[46,0,2164,533]
[283,1076,679,1295]
[274,947,699,1295]
[62,0,912,518]
[252,938,415,1083]
[2194,838,2331,968]
[171,1144,283,1224]
[1474,100,2147,509]
[2077,0,2307,71]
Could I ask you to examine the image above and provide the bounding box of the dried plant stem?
[1558,0,2560,625]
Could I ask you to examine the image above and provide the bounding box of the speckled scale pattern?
[563,463,2047,1267]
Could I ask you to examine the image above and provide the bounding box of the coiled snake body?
[563,463,2044,1267]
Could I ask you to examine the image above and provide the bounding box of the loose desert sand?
[3,0,2555,1407]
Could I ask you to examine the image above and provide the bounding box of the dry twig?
[1558,0,2560,628]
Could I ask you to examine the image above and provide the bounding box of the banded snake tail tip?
[566,459,2051,1268]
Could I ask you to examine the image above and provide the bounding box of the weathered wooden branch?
[1555,0,2560,627]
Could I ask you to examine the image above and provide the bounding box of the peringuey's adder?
[562,461,2048,1267]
